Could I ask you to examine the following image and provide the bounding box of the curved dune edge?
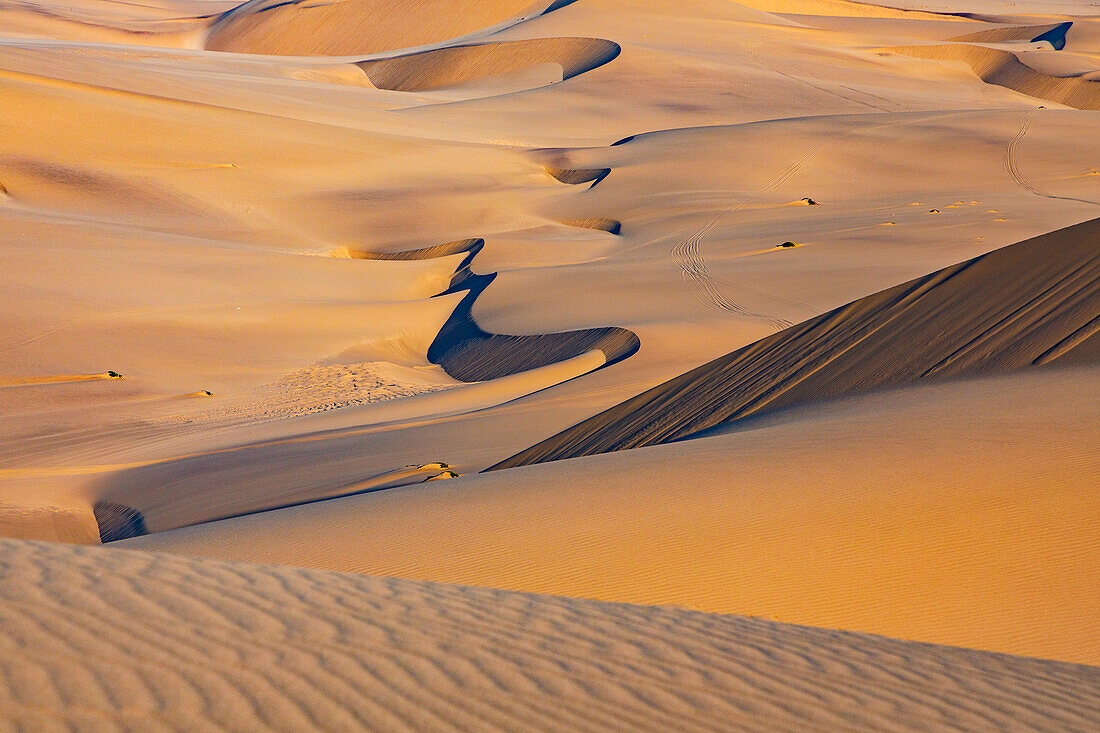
[333,238,485,288]
[544,166,611,186]
[947,21,1072,48]
[87,236,635,541]
[6,540,1100,731]
[892,42,1100,110]
[427,271,638,382]
[205,0,554,57]
[94,464,448,542]
[491,217,1100,470]
[333,238,639,383]
[561,217,622,234]
[91,350,607,541]
[357,37,620,92]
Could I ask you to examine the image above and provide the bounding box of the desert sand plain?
[1,0,1099,728]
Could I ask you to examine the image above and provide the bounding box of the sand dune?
[332,235,640,383]
[948,21,1073,48]
[561,217,622,234]
[5,539,1100,731]
[206,0,565,56]
[358,37,620,92]
[126,366,1100,664]
[4,0,1100,723]
[493,218,1100,468]
[893,42,1100,109]
[427,270,639,382]
[94,463,453,542]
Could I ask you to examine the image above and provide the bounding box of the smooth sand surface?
[128,367,1100,665]
[4,538,1100,731]
[3,0,1100,724]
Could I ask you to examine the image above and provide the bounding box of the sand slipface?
[357,38,621,92]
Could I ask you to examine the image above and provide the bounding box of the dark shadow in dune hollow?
[92,236,638,542]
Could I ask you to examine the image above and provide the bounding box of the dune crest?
[205,0,569,56]
[892,42,1100,109]
[357,38,620,92]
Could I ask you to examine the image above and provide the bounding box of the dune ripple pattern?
[2,539,1100,732]
[492,217,1100,469]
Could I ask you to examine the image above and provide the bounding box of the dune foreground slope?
[3,538,1100,731]
[3,0,1100,725]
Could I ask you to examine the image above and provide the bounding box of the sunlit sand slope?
[206,0,553,56]
[3,539,1099,731]
[493,217,1100,469]
[126,366,1100,664]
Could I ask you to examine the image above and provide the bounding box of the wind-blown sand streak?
[3,539,1099,732]
[492,217,1100,468]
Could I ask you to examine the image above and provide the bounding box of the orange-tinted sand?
[2,0,1099,726]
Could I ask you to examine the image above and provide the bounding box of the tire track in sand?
[1005,109,1100,206]
[670,149,818,331]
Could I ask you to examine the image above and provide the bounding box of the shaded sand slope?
[4,539,1099,731]
[342,238,640,383]
[206,0,553,56]
[126,367,1100,664]
[947,21,1073,47]
[493,217,1100,469]
[357,37,620,92]
[427,272,639,383]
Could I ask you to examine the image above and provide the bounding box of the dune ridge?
[331,237,639,383]
[357,37,620,92]
[893,42,1100,109]
[4,538,1100,731]
[426,271,639,382]
[85,237,636,542]
[94,463,450,542]
[204,0,550,56]
[491,217,1100,469]
[947,21,1073,48]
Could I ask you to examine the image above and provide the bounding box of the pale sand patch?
[167,360,460,426]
